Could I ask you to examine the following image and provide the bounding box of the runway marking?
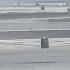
[0,29,70,32]
[0,17,70,21]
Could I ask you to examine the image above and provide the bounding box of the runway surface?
[0,12,68,20]
[0,30,70,40]
[0,38,70,70]
[0,12,70,70]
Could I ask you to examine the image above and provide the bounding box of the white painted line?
[0,29,70,32]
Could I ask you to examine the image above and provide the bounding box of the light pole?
[17,0,20,7]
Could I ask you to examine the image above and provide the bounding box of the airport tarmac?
[0,12,69,20]
[0,12,70,70]
[0,17,70,39]
[0,38,70,70]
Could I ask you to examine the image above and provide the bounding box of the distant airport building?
[19,2,70,7]
[0,2,70,7]
[0,2,70,13]
[35,2,70,7]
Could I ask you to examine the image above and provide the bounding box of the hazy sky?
[0,0,69,3]
[0,0,69,5]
